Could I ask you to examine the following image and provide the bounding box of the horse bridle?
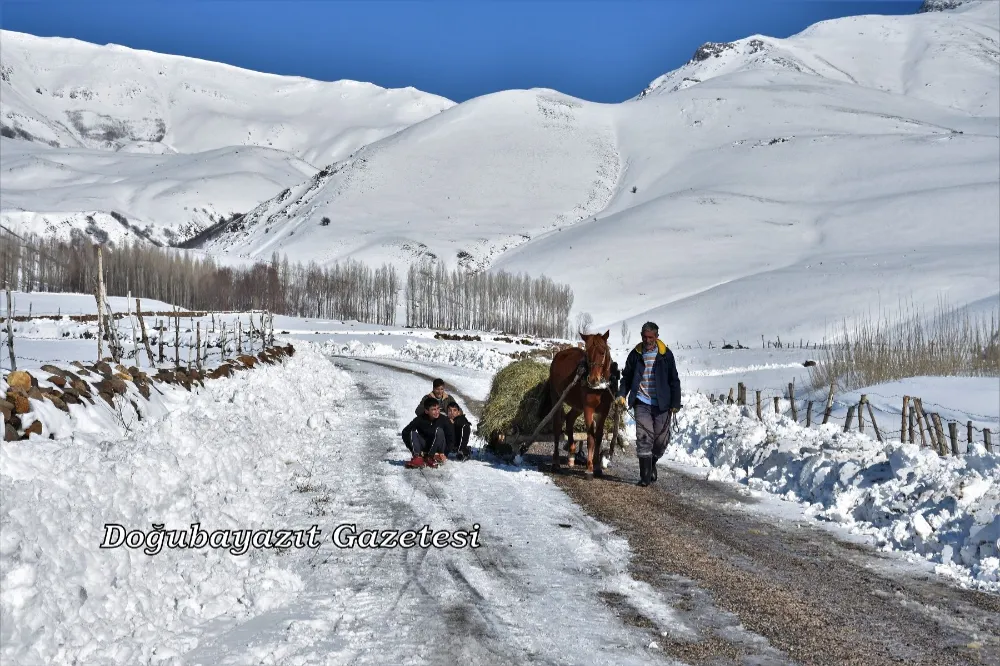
[583,340,612,390]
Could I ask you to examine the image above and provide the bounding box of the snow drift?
[662,393,1000,591]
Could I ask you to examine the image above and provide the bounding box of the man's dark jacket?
[617,339,682,412]
[401,413,455,452]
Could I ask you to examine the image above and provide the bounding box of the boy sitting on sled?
[402,396,455,468]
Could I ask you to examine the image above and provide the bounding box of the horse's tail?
[537,381,553,421]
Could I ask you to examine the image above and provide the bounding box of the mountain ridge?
[2,3,998,342]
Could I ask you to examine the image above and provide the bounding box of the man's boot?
[651,456,659,483]
[637,458,650,487]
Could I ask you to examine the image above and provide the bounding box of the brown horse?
[541,330,613,477]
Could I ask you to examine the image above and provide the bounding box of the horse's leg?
[584,404,596,475]
[565,407,580,468]
[551,396,562,471]
[593,408,608,478]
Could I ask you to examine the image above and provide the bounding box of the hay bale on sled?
[479,359,551,452]
[478,358,625,459]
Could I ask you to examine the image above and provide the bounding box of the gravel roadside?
[547,453,1000,666]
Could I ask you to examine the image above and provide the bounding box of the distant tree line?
[0,231,398,325]
[404,257,573,338]
[0,231,575,337]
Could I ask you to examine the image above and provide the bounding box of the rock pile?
[2,344,295,441]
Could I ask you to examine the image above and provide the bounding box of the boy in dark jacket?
[615,321,682,487]
[414,378,453,417]
[402,396,455,468]
[446,401,473,461]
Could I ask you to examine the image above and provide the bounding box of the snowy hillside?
[0,29,452,244]
[1,138,318,245]
[200,0,999,342]
[198,89,622,270]
[637,0,999,116]
[0,30,453,163]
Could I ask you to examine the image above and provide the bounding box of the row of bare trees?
[404,257,573,337]
[1,231,575,336]
[0,231,398,324]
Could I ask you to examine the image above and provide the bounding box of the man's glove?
[615,396,627,409]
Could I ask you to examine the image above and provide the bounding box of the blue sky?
[1,1,923,102]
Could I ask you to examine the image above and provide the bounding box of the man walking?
[616,322,682,487]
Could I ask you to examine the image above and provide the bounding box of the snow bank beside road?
[662,394,1000,591]
[0,346,353,664]
[324,338,514,373]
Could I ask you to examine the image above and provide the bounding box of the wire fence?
[688,380,996,454]
[1,310,276,374]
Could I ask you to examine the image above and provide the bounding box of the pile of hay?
[478,359,623,452]
[479,359,551,446]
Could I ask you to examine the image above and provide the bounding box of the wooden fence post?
[788,383,797,422]
[136,299,155,367]
[932,414,947,456]
[774,396,780,415]
[948,422,959,455]
[738,382,745,406]
[174,309,180,367]
[908,410,915,445]
[985,429,993,453]
[755,390,762,420]
[196,322,202,372]
[806,401,813,427]
[94,246,104,361]
[967,421,973,448]
[4,282,16,372]
[157,319,164,363]
[913,399,927,448]
[822,383,835,424]
[127,291,139,361]
[220,322,227,360]
[237,318,243,354]
[844,405,855,432]
[727,387,734,405]
[858,395,866,434]
[866,401,883,443]
[901,396,910,444]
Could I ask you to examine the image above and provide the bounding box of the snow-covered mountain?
[3,1,998,342]
[0,29,453,244]
[198,0,999,341]
[0,139,318,245]
[0,30,453,161]
[636,0,998,116]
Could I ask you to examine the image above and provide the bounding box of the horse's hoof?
[593,468,604,478]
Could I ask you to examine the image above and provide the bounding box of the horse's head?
[581,330,612,390]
